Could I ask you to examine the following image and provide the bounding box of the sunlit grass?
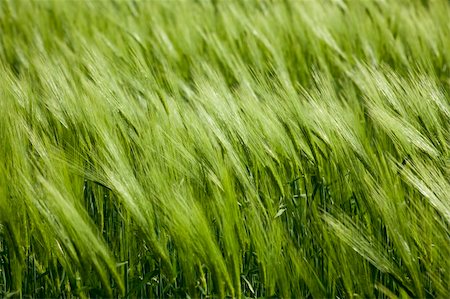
[0,0,449,298]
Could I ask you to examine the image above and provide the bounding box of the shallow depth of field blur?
[0,0,449,298]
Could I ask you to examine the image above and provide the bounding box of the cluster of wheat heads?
[0,0,449,298]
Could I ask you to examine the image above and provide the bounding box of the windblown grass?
[0,0,449,298]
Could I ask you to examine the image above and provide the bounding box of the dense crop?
[0,0,449,298]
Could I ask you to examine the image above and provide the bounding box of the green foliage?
[0,0,449,297]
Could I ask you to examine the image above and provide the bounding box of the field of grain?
[0,1,449,298]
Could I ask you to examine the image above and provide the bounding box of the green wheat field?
[0,0,449,298]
